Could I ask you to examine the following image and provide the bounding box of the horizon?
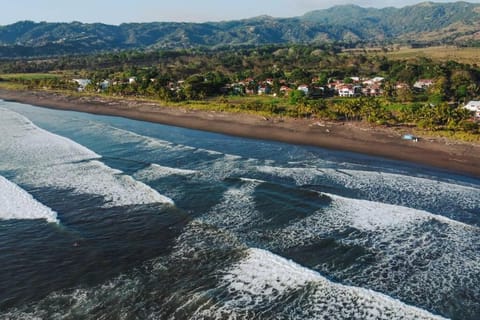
[1,0,480,26]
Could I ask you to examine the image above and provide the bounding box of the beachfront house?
[279,85,292,96]
[464,100,480,118]
[100,80,110,91]
[413,79,434,90]
[362,84,383,97]
[297,84,309,95]
[72,79,91,92]
[258,85,272,95]
[338,85,361,97]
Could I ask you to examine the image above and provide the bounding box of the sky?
[1,0,480,25]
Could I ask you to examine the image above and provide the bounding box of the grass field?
[0,82,28,90]
[384,46,480,65]
[0,73,61,80]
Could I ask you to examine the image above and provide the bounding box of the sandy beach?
[1,88,479,178]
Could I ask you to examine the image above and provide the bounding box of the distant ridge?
[1,2,480,58]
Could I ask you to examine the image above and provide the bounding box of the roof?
[464,100,480,110]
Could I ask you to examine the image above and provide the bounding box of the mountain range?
[1,1,480,58]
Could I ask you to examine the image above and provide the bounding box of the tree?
[382,81,396,101]
[360,99,392,124]
[184,74,206,100]
[428,76,449,104]
[396,85,414,103]
[289,90,306,105]
[468,82,480,99]
[289,68,311,84]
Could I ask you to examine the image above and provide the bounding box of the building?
[72,79,91,92]
[297,84,309,95]
[279,85,292,96]
[338,85,361,97]
[99,80,110,91]
[258,85,272,95]
[464,100,480,118]
[413,79,434,90]
[362,84,383,97]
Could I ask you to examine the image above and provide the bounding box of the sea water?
[0,100,479,319]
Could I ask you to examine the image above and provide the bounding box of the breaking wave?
[197,177,480,318]
[1,101,478,319]
[0,175,58,223]
[0,108,173,207]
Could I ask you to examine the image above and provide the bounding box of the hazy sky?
[1,0,479,25]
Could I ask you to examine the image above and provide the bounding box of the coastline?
[1,88,479,178]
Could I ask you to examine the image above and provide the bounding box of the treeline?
[2,44,479,101]
[206,97,477,133]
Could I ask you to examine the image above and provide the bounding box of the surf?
[0,175,58,223]
[0,107,173,207]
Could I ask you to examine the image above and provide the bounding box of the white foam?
[219,248,445,319]
[266,191,477,250]
[0,220,449,319]
[0,176,58,223]
[196,175,479,316]
[256,165,480,220]
[52,116,248,183]
[133,164,197,181]
[256,165,323,186]
[265,192,480,315]
[326,193,472,232]
[0,108,173,206]
[326,168,480,210]
[199,178,260,229]
[239,177,266,183]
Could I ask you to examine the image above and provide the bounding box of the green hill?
[1,2,480,58]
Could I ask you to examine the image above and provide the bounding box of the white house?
[279,85,292,95]
[413,79,434,90]
[349,76,360,83]
[464,100,480,118]
[372,76,385,83]
[362,77,384,86]
[72,79,91,92]
[297,84,309,95]
[338,85,361,97]
[362,84,383,97]
[257,85,271,95]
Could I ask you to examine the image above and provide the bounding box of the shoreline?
[1,88,479,178]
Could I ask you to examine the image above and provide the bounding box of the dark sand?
[1,89,479,178]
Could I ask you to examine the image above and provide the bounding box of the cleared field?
[0,73,61,80]
[385,46,480,64]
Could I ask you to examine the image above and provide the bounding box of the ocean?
[0,100,479,320]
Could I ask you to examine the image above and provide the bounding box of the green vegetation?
[0,44,479,140]
[0,73,60,80]
[386,46,480,65]
[0,73,76,91]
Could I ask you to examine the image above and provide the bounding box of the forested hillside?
[1,2,480,58]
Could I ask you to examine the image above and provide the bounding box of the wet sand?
[1,89,479,178]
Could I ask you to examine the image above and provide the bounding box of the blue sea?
[0,100,479,320]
